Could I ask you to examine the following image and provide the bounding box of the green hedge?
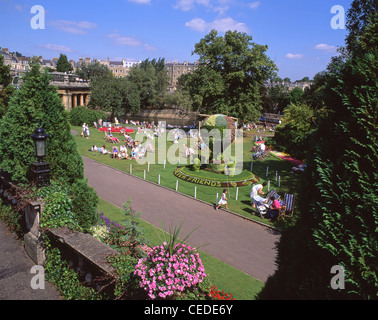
[69,106,106,127]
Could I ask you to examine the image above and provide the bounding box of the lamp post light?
[30,122,50,187]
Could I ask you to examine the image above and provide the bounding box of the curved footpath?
[83,156,281,283]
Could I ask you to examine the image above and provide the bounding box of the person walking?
[215,189,228,211]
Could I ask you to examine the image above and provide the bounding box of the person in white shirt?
[250,182,267,208]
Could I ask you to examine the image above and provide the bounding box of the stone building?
[165,61,198,92]
[96,58,141,78]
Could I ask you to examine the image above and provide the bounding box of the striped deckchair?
[279,193,295,220]
[265,189,280,205]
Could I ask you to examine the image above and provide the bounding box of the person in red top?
[267,196,281,221]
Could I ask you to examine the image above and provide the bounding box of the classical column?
[72,94,77,108]
[80,94,84,107]
[62,94,69,111]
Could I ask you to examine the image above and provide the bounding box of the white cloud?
[41,44,73,53]
[144,43,157,51]
[248,1,260,10]
[285,53,304,59]
[107,33,142,46]
[49,20,97,34]
[107,33,156,50]
[185,18,209,32]
[186,17,249,33]
[174,0,226,12]
[127,0,151,4]
[314,43,337,52]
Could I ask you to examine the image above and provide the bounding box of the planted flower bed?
[173,166,259,188]
[134,242,207,299]
[91,208,235,300]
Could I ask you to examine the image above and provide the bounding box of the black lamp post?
[30,122,50,187]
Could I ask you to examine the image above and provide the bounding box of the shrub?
[69,105,106,127]
[35,181,81,231]
[70,178,99,232]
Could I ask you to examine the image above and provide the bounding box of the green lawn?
[97,198,264,300]
[73,125,301,230]
[73,124,301,300]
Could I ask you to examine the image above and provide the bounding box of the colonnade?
[59,91,91,110]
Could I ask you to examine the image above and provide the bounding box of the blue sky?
[1,0,353,80]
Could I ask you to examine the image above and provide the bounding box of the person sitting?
[131,147,137,159]
[100,145,110,155]
[266,196,281,221]
[118,149,129,160]
[253,143,266,159]
[111,147,119,159]
[291,163,307,174]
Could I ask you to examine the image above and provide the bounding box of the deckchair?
[255,199,268,218]
[278,193,295,221]
[265,189,280,204]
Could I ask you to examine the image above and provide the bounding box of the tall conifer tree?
[258,1,377,299]
[0,59,98,230]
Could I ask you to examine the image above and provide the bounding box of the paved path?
[83,157,281,282]
[0,222,61,300]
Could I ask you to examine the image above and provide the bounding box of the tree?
[89,72,141,117]
[261,83,289,114]
[89,75,124,117]
[0,54,14,118]
[127,58,169,109]
[288,87,304,105]
[56,54,73,73]
[272,102,319,160]
[183,30,278,122]
[75,61,112,80]
[0,59,98,230]
[345,0,377,55]
[258,0,377,299]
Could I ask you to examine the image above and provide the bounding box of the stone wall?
[0,172,119,294]
[127,108,199,121]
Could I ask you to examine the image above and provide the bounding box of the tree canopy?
[258,0,377,299]
[56,54,73,73]
[0,54,14,118]
[0,58,98,230]
[181,30,278,122]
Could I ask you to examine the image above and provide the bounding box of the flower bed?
[134,242,207,299]
[173,167,259,188]
[90,210,233,300]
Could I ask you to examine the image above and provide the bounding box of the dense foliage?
[0,54,14,118]
[272,103,322,160]
[181,30,278,122]
[56,54,73,73]
[0,59,98,232]
[69,105,106,127]
[259,0,377,299]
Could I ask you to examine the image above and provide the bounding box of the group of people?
[81,123,90,139]
[252,142,266,159]
[250,182,281,221]
[215,182,281,221]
